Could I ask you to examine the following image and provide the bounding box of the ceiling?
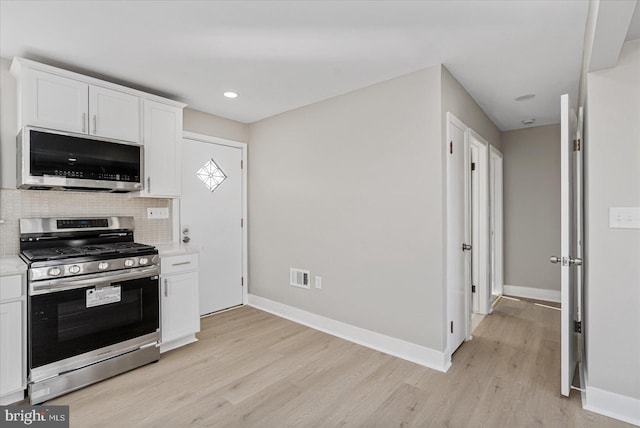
[0,0,611,130]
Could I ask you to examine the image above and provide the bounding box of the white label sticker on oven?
[86,285,121,308]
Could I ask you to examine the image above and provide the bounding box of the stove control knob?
[138,257,149,266]
[124,259,135,267]
[48,267,62,276]
[98,262,109,270]
[69,265,81,274]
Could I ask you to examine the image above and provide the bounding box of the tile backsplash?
[0,189,173,256]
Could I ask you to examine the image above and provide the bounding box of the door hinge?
[241,160,244,169]
[450,141,453,154]
[471,162,476,171]
[573,139,581,151]
[472,285,476,293]
[241,276,244,286]
[450,321,454,334]
[241,218,244,228]
[574,321,582,333]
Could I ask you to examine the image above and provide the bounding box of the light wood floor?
[47,298,631,427]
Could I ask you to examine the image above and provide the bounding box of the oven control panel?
[29,255,160,282]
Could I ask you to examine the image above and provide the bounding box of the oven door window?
[30,276,159,369]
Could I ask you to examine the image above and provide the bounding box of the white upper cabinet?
[25,68,89,134]
[143,99,183,197]
[22,68,141,143]
[89,86,141,143]
[11,57,186,197]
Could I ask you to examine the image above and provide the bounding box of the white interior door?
[555,94,581,397]
[446,113,470,356]
[489,146,504,298]
[470,144,480,314]
[181,137,244,315]
[469,130,490,315]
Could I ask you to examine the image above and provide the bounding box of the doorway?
[469,130,490,315]
[446,113,505,361]
[489,145,504,301]
[180,132,248,316]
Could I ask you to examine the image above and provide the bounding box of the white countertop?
[153,243,199,257]
[0,256,27,276]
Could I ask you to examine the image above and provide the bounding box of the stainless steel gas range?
[19,217,160,404]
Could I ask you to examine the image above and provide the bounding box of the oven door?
[29,270,159,381]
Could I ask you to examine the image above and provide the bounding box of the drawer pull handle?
[172,261,191,266]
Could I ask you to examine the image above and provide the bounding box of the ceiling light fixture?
[515,93,536,102]
[223,91,238,99]
[521,118,536,125]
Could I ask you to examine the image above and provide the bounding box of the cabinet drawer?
[161,253,198,275]
[0,275,23,301]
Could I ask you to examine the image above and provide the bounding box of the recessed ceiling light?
[515,93,536,102]
[522,118,536,125]
[223,91,238,99]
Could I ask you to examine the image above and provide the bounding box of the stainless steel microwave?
[17,126,143,192]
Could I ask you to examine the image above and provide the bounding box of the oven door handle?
[30,266,160,295]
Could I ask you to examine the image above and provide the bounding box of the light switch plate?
[609,207,640,229]
[147,207,169,219]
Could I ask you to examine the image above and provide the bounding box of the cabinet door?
[25,69,88,134]
[89,86,141,143]
[0,301,23,396]
[143,100,182,197]
[161,272,200,344]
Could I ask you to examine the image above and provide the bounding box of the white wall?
[1,57,18,188]
[248,67,445,351]
[585,38,640,405]
[502,125,561,294]
[183,107,249,143]
[441,67,502,152]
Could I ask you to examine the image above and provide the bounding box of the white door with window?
[181,135,245,316]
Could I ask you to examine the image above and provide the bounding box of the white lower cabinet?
[0,268,26,405]
[160,253,200,353]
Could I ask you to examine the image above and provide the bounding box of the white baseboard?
[248,294,450,373]
[503,284,561,303]
[584,385,640,426]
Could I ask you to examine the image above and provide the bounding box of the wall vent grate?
[290,268,310,289]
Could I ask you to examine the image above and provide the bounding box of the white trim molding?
[503,284,561,303]
[248,294,450,373]
[584,385,640,426]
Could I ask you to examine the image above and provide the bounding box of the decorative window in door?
[196,158,227,192]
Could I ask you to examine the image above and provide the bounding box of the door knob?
[182,228,189,235]
[462,243,472,251]
[182,236,190,243]
[550,256,582,266]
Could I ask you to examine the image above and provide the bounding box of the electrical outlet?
[315,276,322,289]
[609,207,640,229]
[147,207,169,219]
